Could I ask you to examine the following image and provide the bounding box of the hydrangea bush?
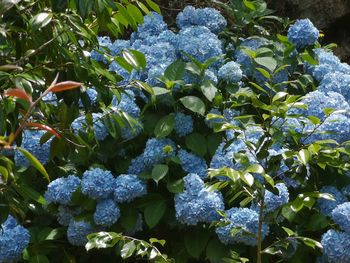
[1,0,350,262]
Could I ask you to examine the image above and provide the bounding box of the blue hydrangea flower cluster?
[175,173,224,225]
[321,230,350,263]
[218,61,243,83]
[0,215,30,262]
[113,174,147,203]
[57,205,82,226]
[283,90,350,143]
[331,202,350,233]
[71,113,109,141]
[317,186,348,217]
[287,19,319,49]
[44,175,81,205]
[178,149,208,179]
[81,168,115,199]
[216,207,269,246]
[174,112,193,137]
[14,129,52,167]
[306,48,350,82]
[112,90,142,140]
[263,183,289,212]
[79,88,98,107]
[67,220,95,246]
[318,72,350,104]
[93,199,121,227]
[92,8,226,88]
[142,138,176,167]
[177,26,223,63]
[176,5,227,34]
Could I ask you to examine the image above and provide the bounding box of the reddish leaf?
[49,81,82,93]
[26,123,61,139]
[4,88,32,102]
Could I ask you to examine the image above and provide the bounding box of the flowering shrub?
[1,0,350,262]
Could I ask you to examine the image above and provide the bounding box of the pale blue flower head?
[216,207,269,246]
[14,129,52,167]
[175,113,193,137]
[113,174,147,203]
[142,138,176,167]
[321,229,350,263]
[218,61,243,83]
[67,220,95,246]
[0,215,30,263]
[81,168,115,200]
[317,186,348,217]
[175,174,224,225]
[44,175,81,205]
[287,19,319,49]
[178,149,208,179]
[176,6,227,33]
[94,199,121,227]
[332,202,350,234]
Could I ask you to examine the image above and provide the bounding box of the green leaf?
[29,255,50,263]
[297,237,323,249]
[206,238,229,261]
[272,92,288,102]
[185,133,207,156]
[122,49,146,70]
[200,80,218,102]
[164,60,185,81]
[30,12,53,31]
[254,57,277,72]
[243,0,256,10]
[151,164,168,183]
[167,179,184,193]
[184,231,210,259]
[17,147,50,182]
[121,241,136,259]
[240,172,254,186]
[282,227,295,237]
[144,200,166,228]
[154,114,175,138]
[126,4,143,24]
[145,0,161,13]
[297,149,310,165]
[180,96,206,116]
[13,183,46,205]
[256,67,271,79]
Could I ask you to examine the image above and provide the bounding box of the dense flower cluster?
[174,113,193,137]
[216,207,269,246]
[257,183,289,212]
[14,129,52,167]
[67,220,95,246]
[178,149,208,179]
[321,230,350,263]
[175,173,224,225]
[94,199,121,227]
[317,186,348,217]
[81,168,115,199]
[44,167,147,246]
[176,5,227,33]
[45,175,81,205]
[287,19,319,49]
[331,202,350,233]
[113,174,147,203]
[218,61,243,83]
[0,215,30,262]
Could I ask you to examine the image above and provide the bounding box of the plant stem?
[257,190,265,263]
